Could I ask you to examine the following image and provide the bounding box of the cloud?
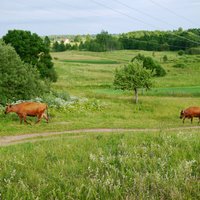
[0,0,199,36]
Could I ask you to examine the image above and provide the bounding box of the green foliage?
[178,50,185,56]
[163,55,168,62]
[3,30,57,82]
[44,36,51,48]
[80,31,122,52]
[0,43,47,104]
[131,53,145,62]
[132,54,166,77]
[51,28,200,52]
[74,35,82,43]
[119,29,200,51]
[114,62,152,103]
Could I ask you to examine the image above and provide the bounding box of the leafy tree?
[65,43,71,50]
[95,30,121,51]
[0,42,47,104]
[44,36,51,48]
[52,41,60,52]
[81,31,122,52]
[3,30,57,82]
[113,62,152,104]
[132,54,166,77]
[59,41,66,51]
[74,35,82,43]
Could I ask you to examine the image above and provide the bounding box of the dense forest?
[52,28,200,54]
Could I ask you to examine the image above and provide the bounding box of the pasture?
[0,50,200,199]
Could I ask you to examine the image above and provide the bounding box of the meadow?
[1,50,200,136]
[0,50,200,199]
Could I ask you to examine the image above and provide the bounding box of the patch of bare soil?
[1,127,200,147]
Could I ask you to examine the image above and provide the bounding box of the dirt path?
[1,126,200,147]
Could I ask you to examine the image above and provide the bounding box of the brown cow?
[5,102,49,124]
[180,106,200,124]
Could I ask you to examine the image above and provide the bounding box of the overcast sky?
[1,0,200,37]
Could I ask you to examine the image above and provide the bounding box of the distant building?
[54,38,70,44]
[63,38,70,44]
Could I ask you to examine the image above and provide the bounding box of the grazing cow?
[5,102,49,124]
[180,106,200,124]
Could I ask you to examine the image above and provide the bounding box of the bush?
[9,94,107,114]
[143,57,166,77]
[0,43,47,104]
[178,50,185,56]
[132,54,166,77]
[163,55,168,62]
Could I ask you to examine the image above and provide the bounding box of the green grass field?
[1,131,200,199]
[1,50,200,135]
[1,50,200,199]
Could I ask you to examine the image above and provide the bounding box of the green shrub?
[163,55,168,62]
[143,57,166,77]
[132,54,166,77]
[0,43,47,104]
[178,50,185,56]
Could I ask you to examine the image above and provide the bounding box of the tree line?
[52,28,200,53]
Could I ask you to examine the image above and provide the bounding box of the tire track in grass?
[1,126,200,147]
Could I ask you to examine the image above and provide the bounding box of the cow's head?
[5,104,13,114]
[180,110,184,119]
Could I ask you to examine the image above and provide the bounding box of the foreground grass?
[1,131,199,199]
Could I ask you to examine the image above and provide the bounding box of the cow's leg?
[42,113,49,123]
[35,114,43,124]
[198,117,200,124]
[191,117,193,124]
[18,114,23,124]
[183,117,185,124]
[23,115,31,125]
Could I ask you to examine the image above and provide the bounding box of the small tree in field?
[113,62,152,104]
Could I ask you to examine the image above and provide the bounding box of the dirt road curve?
[1,126,200,147]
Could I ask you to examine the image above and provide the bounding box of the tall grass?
[0,131,199,199]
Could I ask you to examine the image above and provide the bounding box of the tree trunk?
[134,88,138,104]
